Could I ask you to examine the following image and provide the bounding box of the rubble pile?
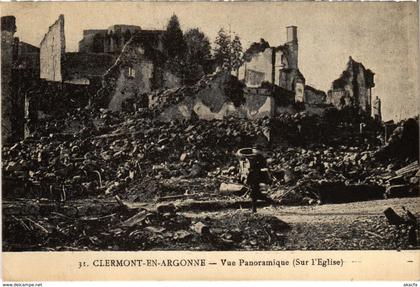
[375,117,419,163]
[146,72,246,116]
[268,108,381,147]
[2,203,290,251]
[267,144,419,205]
[147,74,217,115]
[2,106,268,201]
[3,94,419,205]
[197,211,290,250]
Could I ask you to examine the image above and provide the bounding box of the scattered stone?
[156,203,176,214]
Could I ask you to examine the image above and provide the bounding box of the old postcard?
[1,1,419,281]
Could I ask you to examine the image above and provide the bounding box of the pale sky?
[1,2,419,121]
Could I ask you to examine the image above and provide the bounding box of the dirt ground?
[182,196,420,250]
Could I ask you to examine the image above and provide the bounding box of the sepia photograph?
[1,1,419,257]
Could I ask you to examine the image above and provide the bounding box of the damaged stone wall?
[302,85,329,115]
[78,29,108,53]
[278,68,305,98]
[1,16,17,143]
[17,42,40,79]
[40,15,65,82]
[96,32,180,111]
[294,81,305,102]
[62,52,117,85]
[239,47,281,87]
[327,56,375,114]
[109,60,154,111]
[243,89,275,119]
[278,26,306,104]
[100,43,157,112]
[157,73,274,121]
[239,26,302,98]
[304,85,327,105]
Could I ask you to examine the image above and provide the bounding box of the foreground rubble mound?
[4,197,419,250]
[196,211,290,250]
[3,204,290,251]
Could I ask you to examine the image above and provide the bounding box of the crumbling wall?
[78,29,107,53]
[304,85,326,105]
[294,81,305,102]
[372,96,381,123]
[40,15,65,82]
[239,48,275,87]
[238,27,304,106]
[278,68,305,92]
[158,73,273,121]
[1,16,17,143]
[62,52,116,84]
[302,85,328,115]
[243,93,274,119]
[98,42,153,111]
[109,60,154,111]
[327,57,374,114]
[277,26,299,72]
[16,42,40,79]
[327,89,352,109]
[95,32,179,111]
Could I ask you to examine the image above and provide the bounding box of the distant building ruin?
[238,26,326,115]
[79,25,147,54]
[2,16,40,143]
[38,15,181,111]
[3,14,383,137]
[1,16,17,143]
[40,15,65,82]
[97,30,181,111]
[239,26,304,102]
[39,15,116,86]
[327,56,375,115]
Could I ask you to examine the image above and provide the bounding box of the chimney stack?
[286,26,297,43]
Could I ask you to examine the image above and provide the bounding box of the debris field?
[2,100,419,251]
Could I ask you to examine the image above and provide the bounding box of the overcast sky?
[2,2,419,121]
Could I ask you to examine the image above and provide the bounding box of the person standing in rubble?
[244,144,273,213]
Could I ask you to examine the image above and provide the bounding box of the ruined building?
[38,15,178,111]
[96,30,180,111]
[40,15,65,82]
[1,14,385,144]
[238,26,326,115]
[79,25,150,54]
[239,26,305,102]
[2,16,40,143]
[40,15,116,86]
[1,16,17,143]
[152,26,329,122]
[327,56,376,115]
